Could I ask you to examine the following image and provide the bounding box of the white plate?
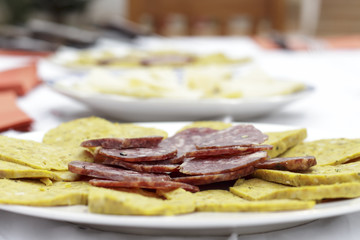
[0,122,359,236]
[44,73,314,122]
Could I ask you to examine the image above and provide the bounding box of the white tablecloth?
[1,37,360,240]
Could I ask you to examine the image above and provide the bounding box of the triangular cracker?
[230,178,360,201]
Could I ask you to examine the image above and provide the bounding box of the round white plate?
[0,122,358,236]
[44,73,314,122]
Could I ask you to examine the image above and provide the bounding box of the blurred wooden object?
[299,0,360,37]
[299,0,322,36]
[317,0,360,36]
[128,0,285,36]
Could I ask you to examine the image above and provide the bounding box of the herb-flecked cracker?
[0,179,89,206]
[0,160,79,181]
[280,138,360,166]
[230,178,360,201]
[159,188,314,212]
[264,128,307,158]
[0,136,92,170]
[42,116,168,147]
[192,189,315,212]
[88,187,195,216]
[253,160,360,186]
[177,121,233,132]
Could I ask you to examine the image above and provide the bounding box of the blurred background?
[0,0,359,51]
[1,0,360,130]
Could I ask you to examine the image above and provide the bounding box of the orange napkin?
[0,60,41,96]
[0,90,33,132]
[0,49,52,57]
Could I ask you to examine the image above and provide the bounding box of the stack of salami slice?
[68,125,316,192]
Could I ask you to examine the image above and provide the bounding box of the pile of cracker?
[1,117,360,216]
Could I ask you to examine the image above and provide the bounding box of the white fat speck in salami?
[255,156,316,171]
[89,179,199,192]
[68,161,171,182]
[98,146,177,162]
[180,151,268,175]
[80,136,164,149]
[173,166,255,185]
[195,125,268,149]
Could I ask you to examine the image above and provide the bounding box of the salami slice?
[173,166,255,185]
[80,136,163,149]
[180,151,268,175]
[159,127,218,160]
[195,125,268,149]
[98,146,177,162]
[185,145,273,158]
[89,179,199,192]
[95,154,180,173]
[255,156,317,171]
[140,55,194,66]
[68,161,171,182]
[165,155,186,164]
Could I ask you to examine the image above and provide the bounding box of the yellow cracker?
[230,178,360,201]
[193,190,314,212]
[42,116,116,146]
[253,160,360,186]
[157,188,194,200]
[280,138,360,165]
[193,53,251,65]
[0,136,92,171]
[0,160,61,180]
[160,189,314,212]
[43,116,168,147]
[111,123,168,139]
[177,121,233,132]
[264,128,307,158]
[40,178,53,186]
[0,160,79,181]
[88,187,195,216]
[0,179,89,206]
[113,187,161,199]
[51,171,81,181]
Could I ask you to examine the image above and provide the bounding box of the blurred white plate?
[0,122,359,236]
[44,73,313,122]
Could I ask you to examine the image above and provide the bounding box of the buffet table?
[1,37,360,240]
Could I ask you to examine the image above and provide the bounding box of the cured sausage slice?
[255,156,317,171]
[108,161,180,173]
[80,136,163,149]
[173,166,255,185]
[89,179,199,192]
[159,127,218,160]
[185,145,273,158]
[180,151,268,175]
[95,154,180,173]
[165,155,186,164]
[68,161,171,182]
[196,125,268,149]
[140,55,194,66]
[98,146,177,162]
